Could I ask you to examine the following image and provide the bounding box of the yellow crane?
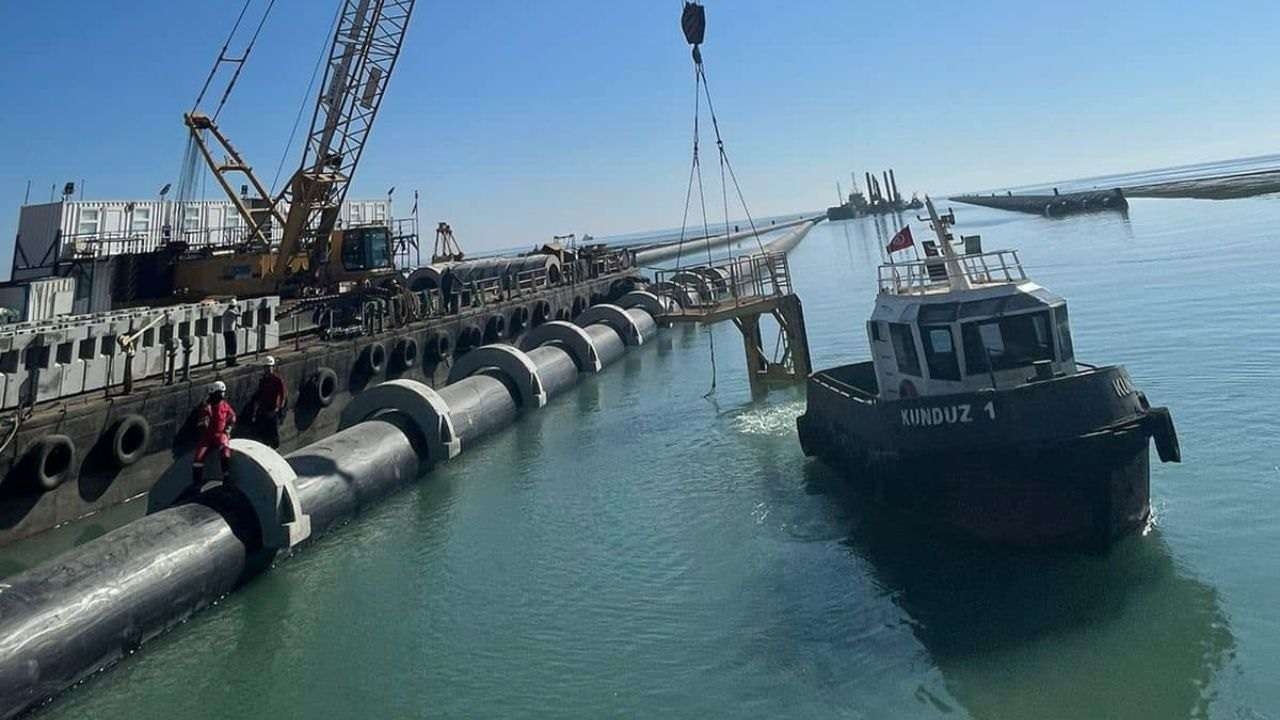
[172,0,416,300]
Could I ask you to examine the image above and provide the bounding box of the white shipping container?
[12,198,392,282]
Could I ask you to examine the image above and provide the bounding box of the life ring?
[107,414,150,468]
[308,366,339,407]
[395,337,419,370]
[898,379,919,398]
[363,343,387,374]
[24,434,76,492]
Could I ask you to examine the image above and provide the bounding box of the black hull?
[796,362,1178,551]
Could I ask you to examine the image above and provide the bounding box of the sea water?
[30,195,1280,719]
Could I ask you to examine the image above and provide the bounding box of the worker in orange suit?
[192,380,236,487]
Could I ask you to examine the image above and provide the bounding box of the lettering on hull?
[900,401,995,427]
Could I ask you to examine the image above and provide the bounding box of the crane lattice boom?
[276,0,415,276]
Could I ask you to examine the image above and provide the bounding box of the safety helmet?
[209,380,227,394]
[263,356,277,367]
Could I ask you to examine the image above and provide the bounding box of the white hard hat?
[263,356,277,367]
[209,380,227,394]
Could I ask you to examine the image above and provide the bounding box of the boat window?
[962,311,1055,374]
[888,322,921,377]
[868,320,884,342]
[921,325,961,381]
[958,293,1048,320]
[1055,305,1074,361]
[917,303,957,323]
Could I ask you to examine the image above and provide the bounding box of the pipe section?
[437,374,519,449]
[582,323,626,368]
[289,419,421,536]
[624,308,658,342]
[0,499,248,719]
[525,345,580,400]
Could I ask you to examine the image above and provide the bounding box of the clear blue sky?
[2,0,1278,273]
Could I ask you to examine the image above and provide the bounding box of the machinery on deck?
[171,0,416,300]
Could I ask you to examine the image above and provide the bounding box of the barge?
[0,248,645,547]
[797,199,1179,550]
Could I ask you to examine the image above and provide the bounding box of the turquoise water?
[32,196,1280,718]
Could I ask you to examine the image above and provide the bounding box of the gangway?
[654,250,811,394]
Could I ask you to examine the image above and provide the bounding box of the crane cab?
[330,225,395,283]
[169,223,397,299]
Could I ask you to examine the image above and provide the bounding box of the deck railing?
[876,249,1026,295]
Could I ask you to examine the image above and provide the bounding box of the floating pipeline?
[0,296,666,720]
[951,188,1128,217]
[631,215,824,265]
[647,221,820,309]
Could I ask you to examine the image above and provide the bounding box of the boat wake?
[731,401,805,437]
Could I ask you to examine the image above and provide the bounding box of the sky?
[2,0,1278,275]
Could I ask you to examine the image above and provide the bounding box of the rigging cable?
[695,62,767,257]
[211,0,278,121]
[191,0,254,111]
[672,32,719,398]
[271,0,345,194]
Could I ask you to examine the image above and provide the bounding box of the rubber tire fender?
[363,343,387,374]
[108,414,151,468]
[1149,407,1181,463]
[25,434,76,492]
[309,366,340,408]
[396,337,419,370]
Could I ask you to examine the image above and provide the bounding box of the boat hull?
[796,362,1177,551]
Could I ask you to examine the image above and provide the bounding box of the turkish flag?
[886,226,914,254]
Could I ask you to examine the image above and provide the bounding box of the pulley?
[681,2,705,63]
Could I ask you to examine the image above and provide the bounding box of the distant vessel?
[827,169,923,221]
[797,199,1180,550]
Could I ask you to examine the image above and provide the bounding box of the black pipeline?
[0,294,668,719]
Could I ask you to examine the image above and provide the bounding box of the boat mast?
[925,196,971,291]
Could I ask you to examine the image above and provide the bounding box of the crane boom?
[274,0,416,278]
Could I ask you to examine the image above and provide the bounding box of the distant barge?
[797,199,1179,551]
[951,188,1128,217]
[827,168,924,221]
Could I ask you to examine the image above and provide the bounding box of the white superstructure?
[868,199,1077,400]
[11,198,391,282]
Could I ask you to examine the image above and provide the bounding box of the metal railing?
[58,218,419,260]
[876,249,1026,295]
[654,251,793,312]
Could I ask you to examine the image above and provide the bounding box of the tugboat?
[796,199,1180,551]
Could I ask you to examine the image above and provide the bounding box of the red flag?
[886,225,913,254]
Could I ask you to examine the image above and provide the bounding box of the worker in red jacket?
[193,380,236,487]
[251,356,287,448]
